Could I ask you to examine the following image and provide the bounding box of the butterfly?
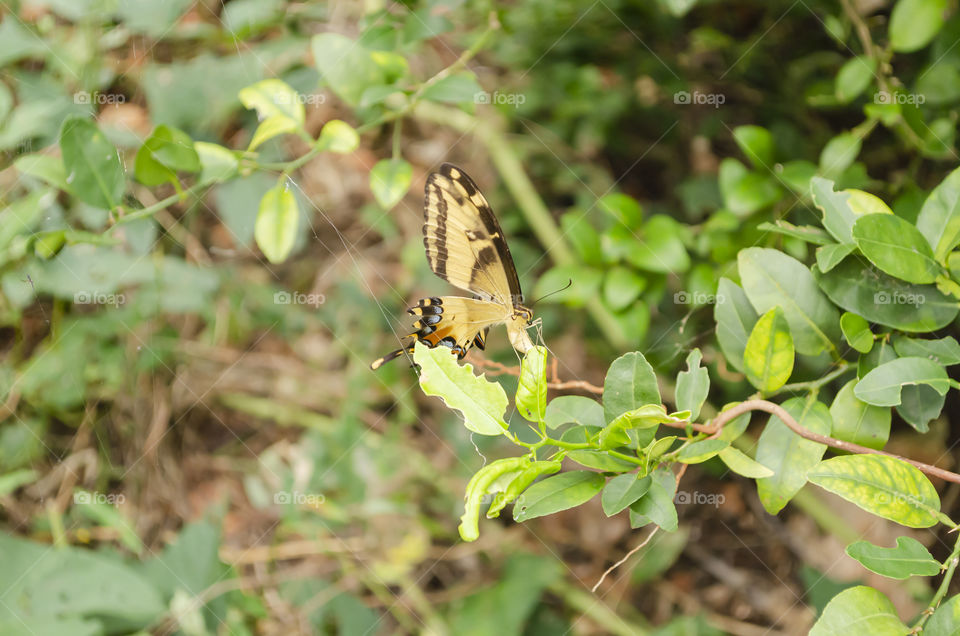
[371,163,535,369]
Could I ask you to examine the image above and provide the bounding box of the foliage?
[3,0,960,632]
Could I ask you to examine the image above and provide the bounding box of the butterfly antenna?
[529,279,573,306]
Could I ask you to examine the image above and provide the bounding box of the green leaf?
[316,119,360,154]
[896,384,945,433]
[459,457,528,541]
[599,404,683,450]
[739,248,839,356]
[889,0,947,53]
[719,158,780,217]
[829,380,891,450]
[254,181,299,264]
[718,447,774,478]
[599,192,643,227]
[487,459,562,519]
[819,132,861,179]
[59,117,125,210]
[370,159,412,210]
[516,346,547,422]
[602,474,652,516]
[916,166,960,262]
[809,586,909,636]
[625,215,690,273]
[816,243,855,274]
[239,79,305,151]
[840,312,873,354]
[758,220,833,246]
[414,341,508,436]
[845,536,940,579]
[513,471,605,522]
[927,594,960,635]
[892,335,960,365]
[73,489,143,553]
[420,72,483,104]
[714,277,759,373]
[835,56,877,103]
[603,266,646,311]
[807,455,941,528]
[0,469,37,497]
[675,349,709,420]
[756,397,831,514]
[566,450,637,472]
[629,467,678,531]
[135,124,200,186]
[311,33,387,106]
[544,395,605,430]
[193,141,238,185]
[676,438,729,464]
[732,125,774,169]
[814,258,959,332]
[743,306,794,392]
[603,351,661,424]
[852,214,940,284]
[811,177,861,244]
[854,356,950,406]
[15,153,70,191]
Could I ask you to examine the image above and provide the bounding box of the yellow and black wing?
[423,164,524,307]
[370,296,505,369]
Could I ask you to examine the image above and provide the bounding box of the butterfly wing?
[370,296,507,369]
[423,164,523,307]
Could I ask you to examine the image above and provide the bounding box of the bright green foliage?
[810,586,909,635]
[675,349,709,420]
[839,312,873,354]
[854,357,951,406]
[59,117,125,210]
[414,342,508,436]
[370,159,413,210]
[844,537,940,579]
[743,306,794,392]
[255,181,300,264]
[516,346,548,422]
[808,455,941,528]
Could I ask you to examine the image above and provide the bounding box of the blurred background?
[1,0,959,634]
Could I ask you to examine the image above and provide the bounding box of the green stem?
[768,363,854,397]
[912,531,960,633]
[111,181,210,227]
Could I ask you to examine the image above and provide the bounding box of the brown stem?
[661,399,960,485]
[470,356,604,394]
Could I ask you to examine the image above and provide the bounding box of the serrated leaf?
[808,455,941,527]
[845,536,940,579]
[414,341,508,436]
[516,346,547,422]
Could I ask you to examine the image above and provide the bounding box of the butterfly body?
[372,164,534,370]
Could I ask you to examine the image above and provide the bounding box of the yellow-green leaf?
[743,306,794,392]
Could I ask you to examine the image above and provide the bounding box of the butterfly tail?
[370,346,414,370]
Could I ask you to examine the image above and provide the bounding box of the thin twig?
[470,356,604,394]
[661,399,960,485]
[592,526,660,593]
